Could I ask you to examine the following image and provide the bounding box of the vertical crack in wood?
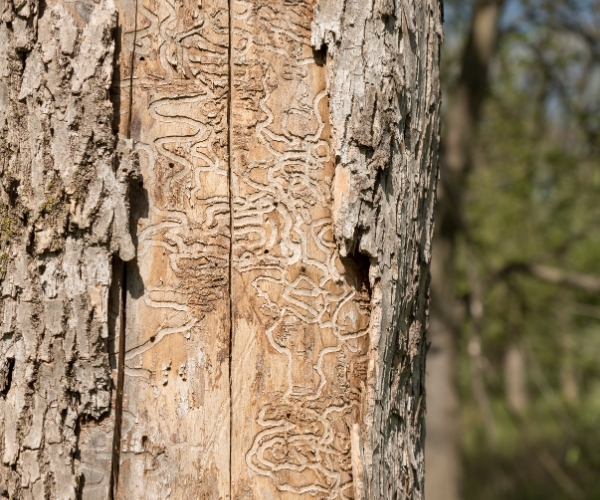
[227,1,234,498]
[125,0,138,142]
[111,2,138,496]
[110,260,127,499]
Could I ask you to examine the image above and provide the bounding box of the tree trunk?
[0,0,441,498]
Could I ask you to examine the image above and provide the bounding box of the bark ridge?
[0,0,136,497]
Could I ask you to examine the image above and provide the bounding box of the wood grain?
[109,0,441,498]
[1,0,440,496]
[113,0,231,497]
[230,2,370,498]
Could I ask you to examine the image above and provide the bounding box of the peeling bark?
[312,1,442,497]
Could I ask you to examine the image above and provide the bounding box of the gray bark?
[312,1,442,497]
[0,0,135,497]
[1,0,442,498]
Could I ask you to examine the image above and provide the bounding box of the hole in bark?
[402,113,412,149]
[77,474,86,500]
[0,358,15,398]
[313,44,327,66]
[26,227,35,256]
[340,251,372,296]
[6,178,19,207]
[38,0,47,20]
[358,145,374,161]
[109,255,130,499]
[382,13,397,34]
[110,25,124,133]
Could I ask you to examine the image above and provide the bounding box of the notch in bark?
[313,43,328,66]
[108,255,126,499]
[0,357,15,398]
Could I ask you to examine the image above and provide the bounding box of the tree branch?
[528,264,600,293]
[494,262,600,294]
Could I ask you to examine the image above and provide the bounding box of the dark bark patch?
[0,357,15,398]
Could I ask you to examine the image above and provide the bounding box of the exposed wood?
[112,0,231,497]
[312,1,442,497]
[230,2,370,497]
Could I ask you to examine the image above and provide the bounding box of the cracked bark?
[0,0,137,497]
[312,1,442,498]
[1,0,441,498]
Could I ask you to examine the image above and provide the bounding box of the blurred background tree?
[426,0,600,499]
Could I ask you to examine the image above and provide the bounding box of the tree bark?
[1,1,441,499]
[0,0,136,498]
[311,2,441,497]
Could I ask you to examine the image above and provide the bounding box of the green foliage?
[445,0,600,498]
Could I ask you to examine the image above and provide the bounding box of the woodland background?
[428,0,600,498]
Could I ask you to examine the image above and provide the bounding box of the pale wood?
[113,0,231,497]
[230,2,370,498]
[312,1,442,497]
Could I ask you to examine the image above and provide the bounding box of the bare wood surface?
[313,1,442,497]
[230,2,370,497]
[113,0,231,497]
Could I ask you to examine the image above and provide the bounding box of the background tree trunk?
[425,1,504,499]
[0,1,441,499]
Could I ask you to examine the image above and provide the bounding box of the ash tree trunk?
[0,0,441,499]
